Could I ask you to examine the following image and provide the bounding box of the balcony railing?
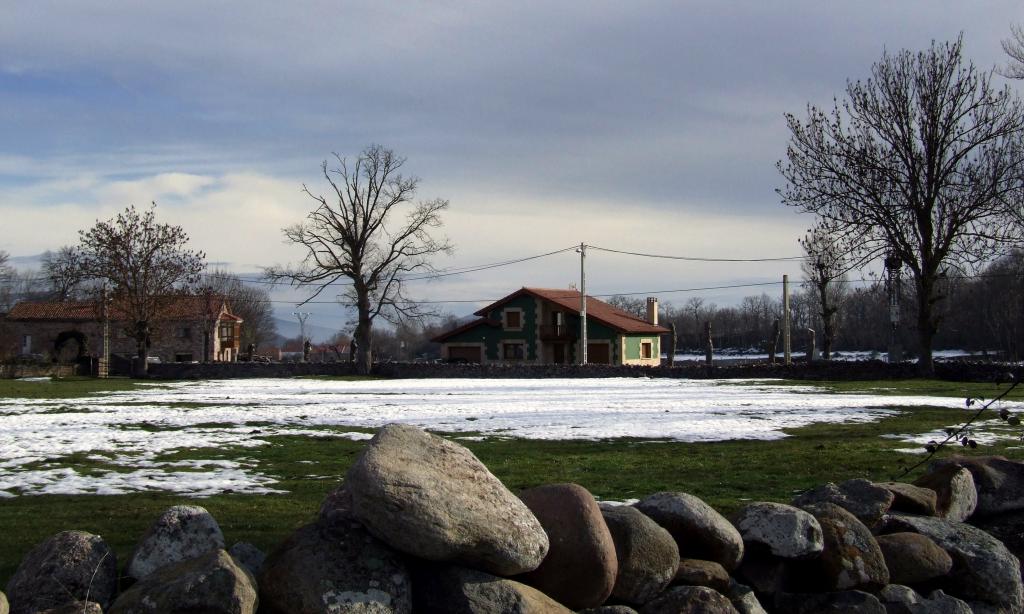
[539,324,576,341]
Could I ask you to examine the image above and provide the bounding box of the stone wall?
[148,358,1020,382]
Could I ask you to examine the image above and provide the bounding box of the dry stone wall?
[4,425,1024,613]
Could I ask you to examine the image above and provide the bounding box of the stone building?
[4,295,243,363]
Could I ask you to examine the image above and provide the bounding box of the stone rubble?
[4,426,1024,613]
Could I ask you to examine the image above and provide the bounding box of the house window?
[502,342,525,360]
[178,326,192,339]
[641,340,653,359]
[504,309,522,330]
[219,323,234,340]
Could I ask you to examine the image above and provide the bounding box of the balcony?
[220,338,236,349]
[539,324,576,342]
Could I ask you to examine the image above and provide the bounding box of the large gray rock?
[4,530,118,614]
[109,549,256,614]
[774,590,885,614]
[800,502,889,591]
[600,504,680,605]
[885,513,1024,613]
[635,492,744,571]
[35,602,103,614]
[875,482,938,516]
[723,580,767,614]
[228,541,266,577]
[875,532,952,585]
[517,483,617,609]
[877,585,971,614]
[933,455,1024,517]
[126,505,225,580]
[732,502,823,559]
[792,479,894,527]
[913,465,977,522]
[346,423,548,575]
[258,522,411,614]
[673,558,730,592]
[638,586,738,614]
[411,564,572,613]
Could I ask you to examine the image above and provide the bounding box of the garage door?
[447,346,482,363]
[587,343,611,364]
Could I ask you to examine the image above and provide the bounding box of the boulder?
[774,590,885,614]
[109,549,256,614]
[932,455,1024,517]
[875,482,938,516]
[635,492,744,571]
[874,532,952,585]
[799,502,889,591]
[345,423,548,575]
[0,591,6,614]
[885,513,1024,613]
[723,580,767,614]
[318,481,355,525]
[126,505,225,580]
[228,541,266,577]
[792,479,893,527]
[600,504,680,605]
[4,530,118,614]
[258,522,411,614]
[638,586,738,614]
[517,483,617,610]
[731,502,823,559]
[734,551,788,595]
[578,607,638,614]
[411,564,572,613]
[876,585,971,614]
[970,510,1024,565]
[912,465,977,522]
[35,603,103,614]
[673,558,730,592]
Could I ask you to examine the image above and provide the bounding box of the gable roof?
[430,317,501,343]
[473,287,669,334]
[6,295,241,323]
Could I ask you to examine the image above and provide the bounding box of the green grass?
[0,376,152,399]
[0,377,1021,584]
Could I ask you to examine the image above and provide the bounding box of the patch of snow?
[2,377,1019,497]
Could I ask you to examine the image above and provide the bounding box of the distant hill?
[272,317,340,344]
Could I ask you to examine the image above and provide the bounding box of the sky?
[1,1,1020,334]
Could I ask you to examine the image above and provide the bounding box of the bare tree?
[76,203,206,376]
[606,295,647,318]
[779,37,1024,374]
[268,145,451,374]
[799,223,859,359]
[1001,24,1024,80]
[41,246,85,300]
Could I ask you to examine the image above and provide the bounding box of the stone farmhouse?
[432,287,670,365]
[5,295,243,364]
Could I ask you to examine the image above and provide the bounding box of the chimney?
[646,297,659,326]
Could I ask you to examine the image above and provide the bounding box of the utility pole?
[99,282,110,378]
[293,311,311,362]
[577,243,588,365]
[885,253,903,363]
[783,274,792,365]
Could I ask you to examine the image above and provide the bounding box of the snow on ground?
[2,377,1021,497]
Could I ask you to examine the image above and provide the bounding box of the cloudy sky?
[1,1,1020,333]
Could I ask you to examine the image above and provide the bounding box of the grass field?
[1,375,1022,583]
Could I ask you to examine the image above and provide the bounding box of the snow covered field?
[1,377,1020,497]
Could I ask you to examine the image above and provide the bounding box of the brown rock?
[412,564,572,613]
[799,502,889,591]
[635,492,744,571]
[673,559,730,593]
[913,465,977,522]
[875,532,952,584]
[791,479,894,528]
[876,481,938,516]
[517,483,617,610]
[639,586,738,614]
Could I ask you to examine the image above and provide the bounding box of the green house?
[432,287,670,365]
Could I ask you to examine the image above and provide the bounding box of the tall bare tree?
[779,37,1024,374]
[799,223,859,360]
[268,145,451,374]
[1001,24,1024,80]
[41,246,84,300]
[201,270,277,352]
[76,203,206,376]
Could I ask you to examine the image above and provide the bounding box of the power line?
[588,245,804,262]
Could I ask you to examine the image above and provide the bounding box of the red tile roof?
[474,287,670,334]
